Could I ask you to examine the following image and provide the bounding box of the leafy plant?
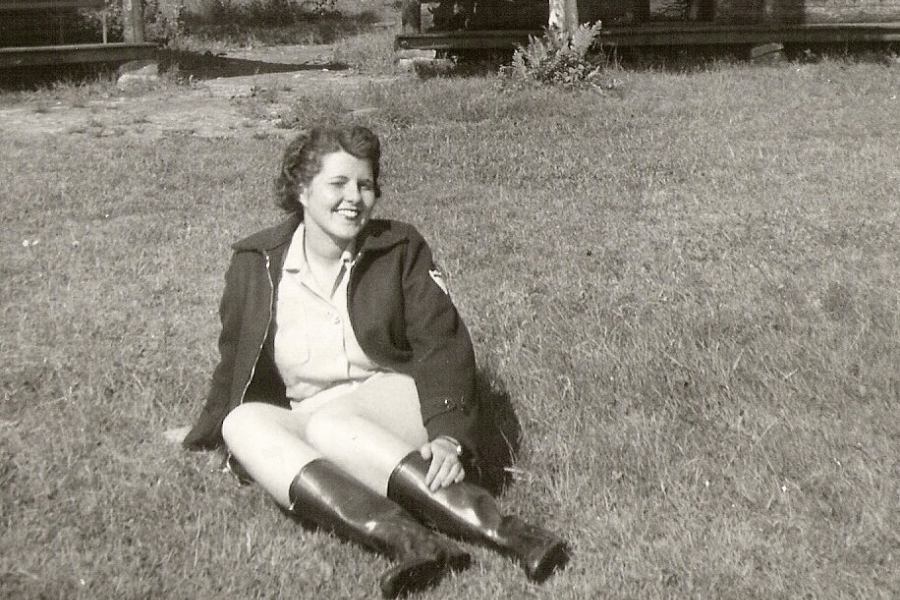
[300,0,337,16]
[507,21,605,89]
[143,0,186,42]
[77,3,125,42]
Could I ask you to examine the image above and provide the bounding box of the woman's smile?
[299,150,377,253]
[335,205,362,220]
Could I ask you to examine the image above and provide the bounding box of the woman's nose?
[345,182,361,200]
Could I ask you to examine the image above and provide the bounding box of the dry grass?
[2,55,900,599]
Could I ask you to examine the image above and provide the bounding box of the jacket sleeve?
[400,228,480,456]
[182,252,246,450]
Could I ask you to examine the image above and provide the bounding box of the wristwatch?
[439,435,464,457]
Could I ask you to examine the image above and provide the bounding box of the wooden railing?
[0,0,155,67]
[1,0,110,44]
[0,0,146,44]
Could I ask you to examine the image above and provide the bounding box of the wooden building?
[1,0,156,68]
[397,0,900,51]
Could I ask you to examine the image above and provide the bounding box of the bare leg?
[221,402,321,507]
[223,374,427,501]
[304,373,428,496]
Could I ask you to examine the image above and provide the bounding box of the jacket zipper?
[226,251,274,479]
[345,248,363,343]
[239,251,274,406]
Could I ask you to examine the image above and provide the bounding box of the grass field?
[2,36,900,599]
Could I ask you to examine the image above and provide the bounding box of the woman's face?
[299,150,377,249]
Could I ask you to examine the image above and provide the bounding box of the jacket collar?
[231,213,301,252]
[232,215,409,254]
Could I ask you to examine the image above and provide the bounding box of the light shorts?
[290,372,429,448]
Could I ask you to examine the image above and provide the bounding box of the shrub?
[77,4,125,42]
[139,0,340,44]
[506,21,605,89]
[143,0,185,41]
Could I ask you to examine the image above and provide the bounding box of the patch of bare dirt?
[0,45,400,140]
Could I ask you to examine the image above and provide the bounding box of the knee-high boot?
[386,452,570,583]
[288,459,471,598]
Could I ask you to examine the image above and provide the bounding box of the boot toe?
[379,557,447,599]
[525,537,570,583]
[446,547,472,572]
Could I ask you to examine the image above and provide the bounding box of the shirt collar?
[283,224,358,274]
[233,216,407,254]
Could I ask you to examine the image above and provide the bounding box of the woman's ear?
[296,185,308,208]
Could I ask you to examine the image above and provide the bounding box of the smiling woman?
[297,147,378,289]
[181,125,569,598]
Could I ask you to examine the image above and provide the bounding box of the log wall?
[420,0,900,31]
[583,0,900,24]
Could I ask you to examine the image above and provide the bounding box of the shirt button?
[332,315,341,325]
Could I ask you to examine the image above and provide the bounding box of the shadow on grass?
[0,50,349,92]
[158,49,348,81]
[0,63,119,92]
[472,368,521,496]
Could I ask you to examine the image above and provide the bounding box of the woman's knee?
[303,410,344,449]
[221,402,285,447]
[221,403,253,447]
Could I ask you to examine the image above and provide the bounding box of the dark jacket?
[183,215,481,459]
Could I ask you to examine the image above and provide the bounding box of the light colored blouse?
[273,224,380,401]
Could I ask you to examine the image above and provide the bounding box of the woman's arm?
[399,228,481,461]
[182,252,249,450]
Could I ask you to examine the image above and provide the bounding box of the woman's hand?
[419,437,465,491]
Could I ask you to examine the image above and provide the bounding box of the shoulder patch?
[429,268,450,295]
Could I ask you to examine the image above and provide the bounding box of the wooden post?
[132,0,145,43]
[122,0,133,41]
[549,0,579,33]
[122,0,145,42]
[401,0,422,34]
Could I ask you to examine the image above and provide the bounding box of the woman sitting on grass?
[182,125,569,598]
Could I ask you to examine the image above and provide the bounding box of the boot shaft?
[288,459,470,597]
[387,451,570,582]
[387,452,503,537]
[290,459,393,555]
[289,459,468,564]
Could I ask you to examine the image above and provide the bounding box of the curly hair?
[274,125,382,216]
